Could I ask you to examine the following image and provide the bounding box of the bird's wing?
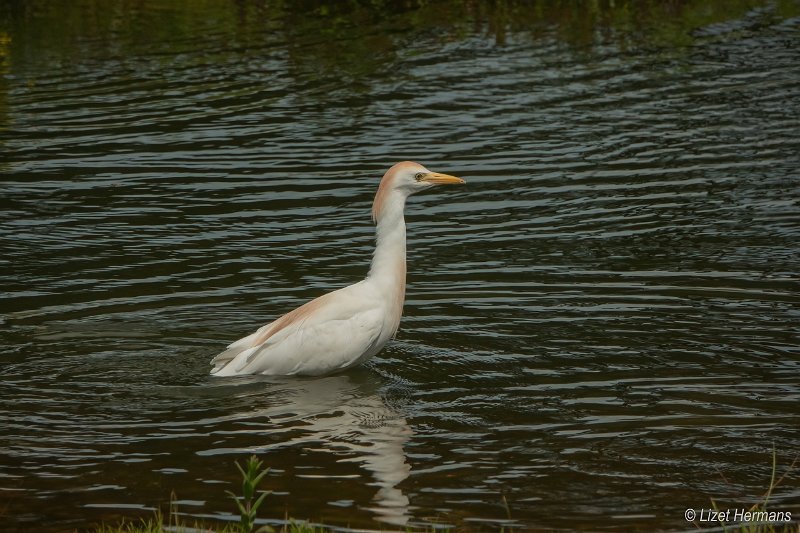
[210,282,386,376]
[209,291,337,368]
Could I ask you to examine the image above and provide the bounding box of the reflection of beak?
[420,172,465,185]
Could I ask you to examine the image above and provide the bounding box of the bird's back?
[210,281,391,376]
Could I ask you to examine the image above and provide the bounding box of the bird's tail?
[209,329,262,373]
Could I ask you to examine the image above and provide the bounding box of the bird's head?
[372,161,465,222]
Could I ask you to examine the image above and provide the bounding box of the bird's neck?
[368,192,407,306]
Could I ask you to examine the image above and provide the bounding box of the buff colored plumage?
[210,161,465,377]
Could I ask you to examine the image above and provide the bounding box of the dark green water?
[1,1,799,531]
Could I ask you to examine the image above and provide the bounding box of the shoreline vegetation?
[3,1,800,70]
[87,453,798,533]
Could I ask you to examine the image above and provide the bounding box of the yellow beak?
[420,172,465,185]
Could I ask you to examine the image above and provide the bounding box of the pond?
[1,1,799,531]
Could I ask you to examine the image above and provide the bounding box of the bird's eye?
[414,172,426,181]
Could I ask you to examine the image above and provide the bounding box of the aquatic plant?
[226,455,273,533]
[708,447,799,533]
[89,455,307,533]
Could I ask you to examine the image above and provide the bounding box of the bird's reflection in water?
[215,370,412,526]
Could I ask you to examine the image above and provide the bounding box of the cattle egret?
[210,161,465,376]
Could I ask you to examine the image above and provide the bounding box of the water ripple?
[2,3,800,532]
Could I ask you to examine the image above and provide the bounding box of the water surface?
[1,1,799,531]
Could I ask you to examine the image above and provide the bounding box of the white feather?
[210,162,464,377]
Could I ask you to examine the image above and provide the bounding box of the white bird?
[210,161,465,377]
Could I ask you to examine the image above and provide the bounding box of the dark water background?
[1,1,799,531]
